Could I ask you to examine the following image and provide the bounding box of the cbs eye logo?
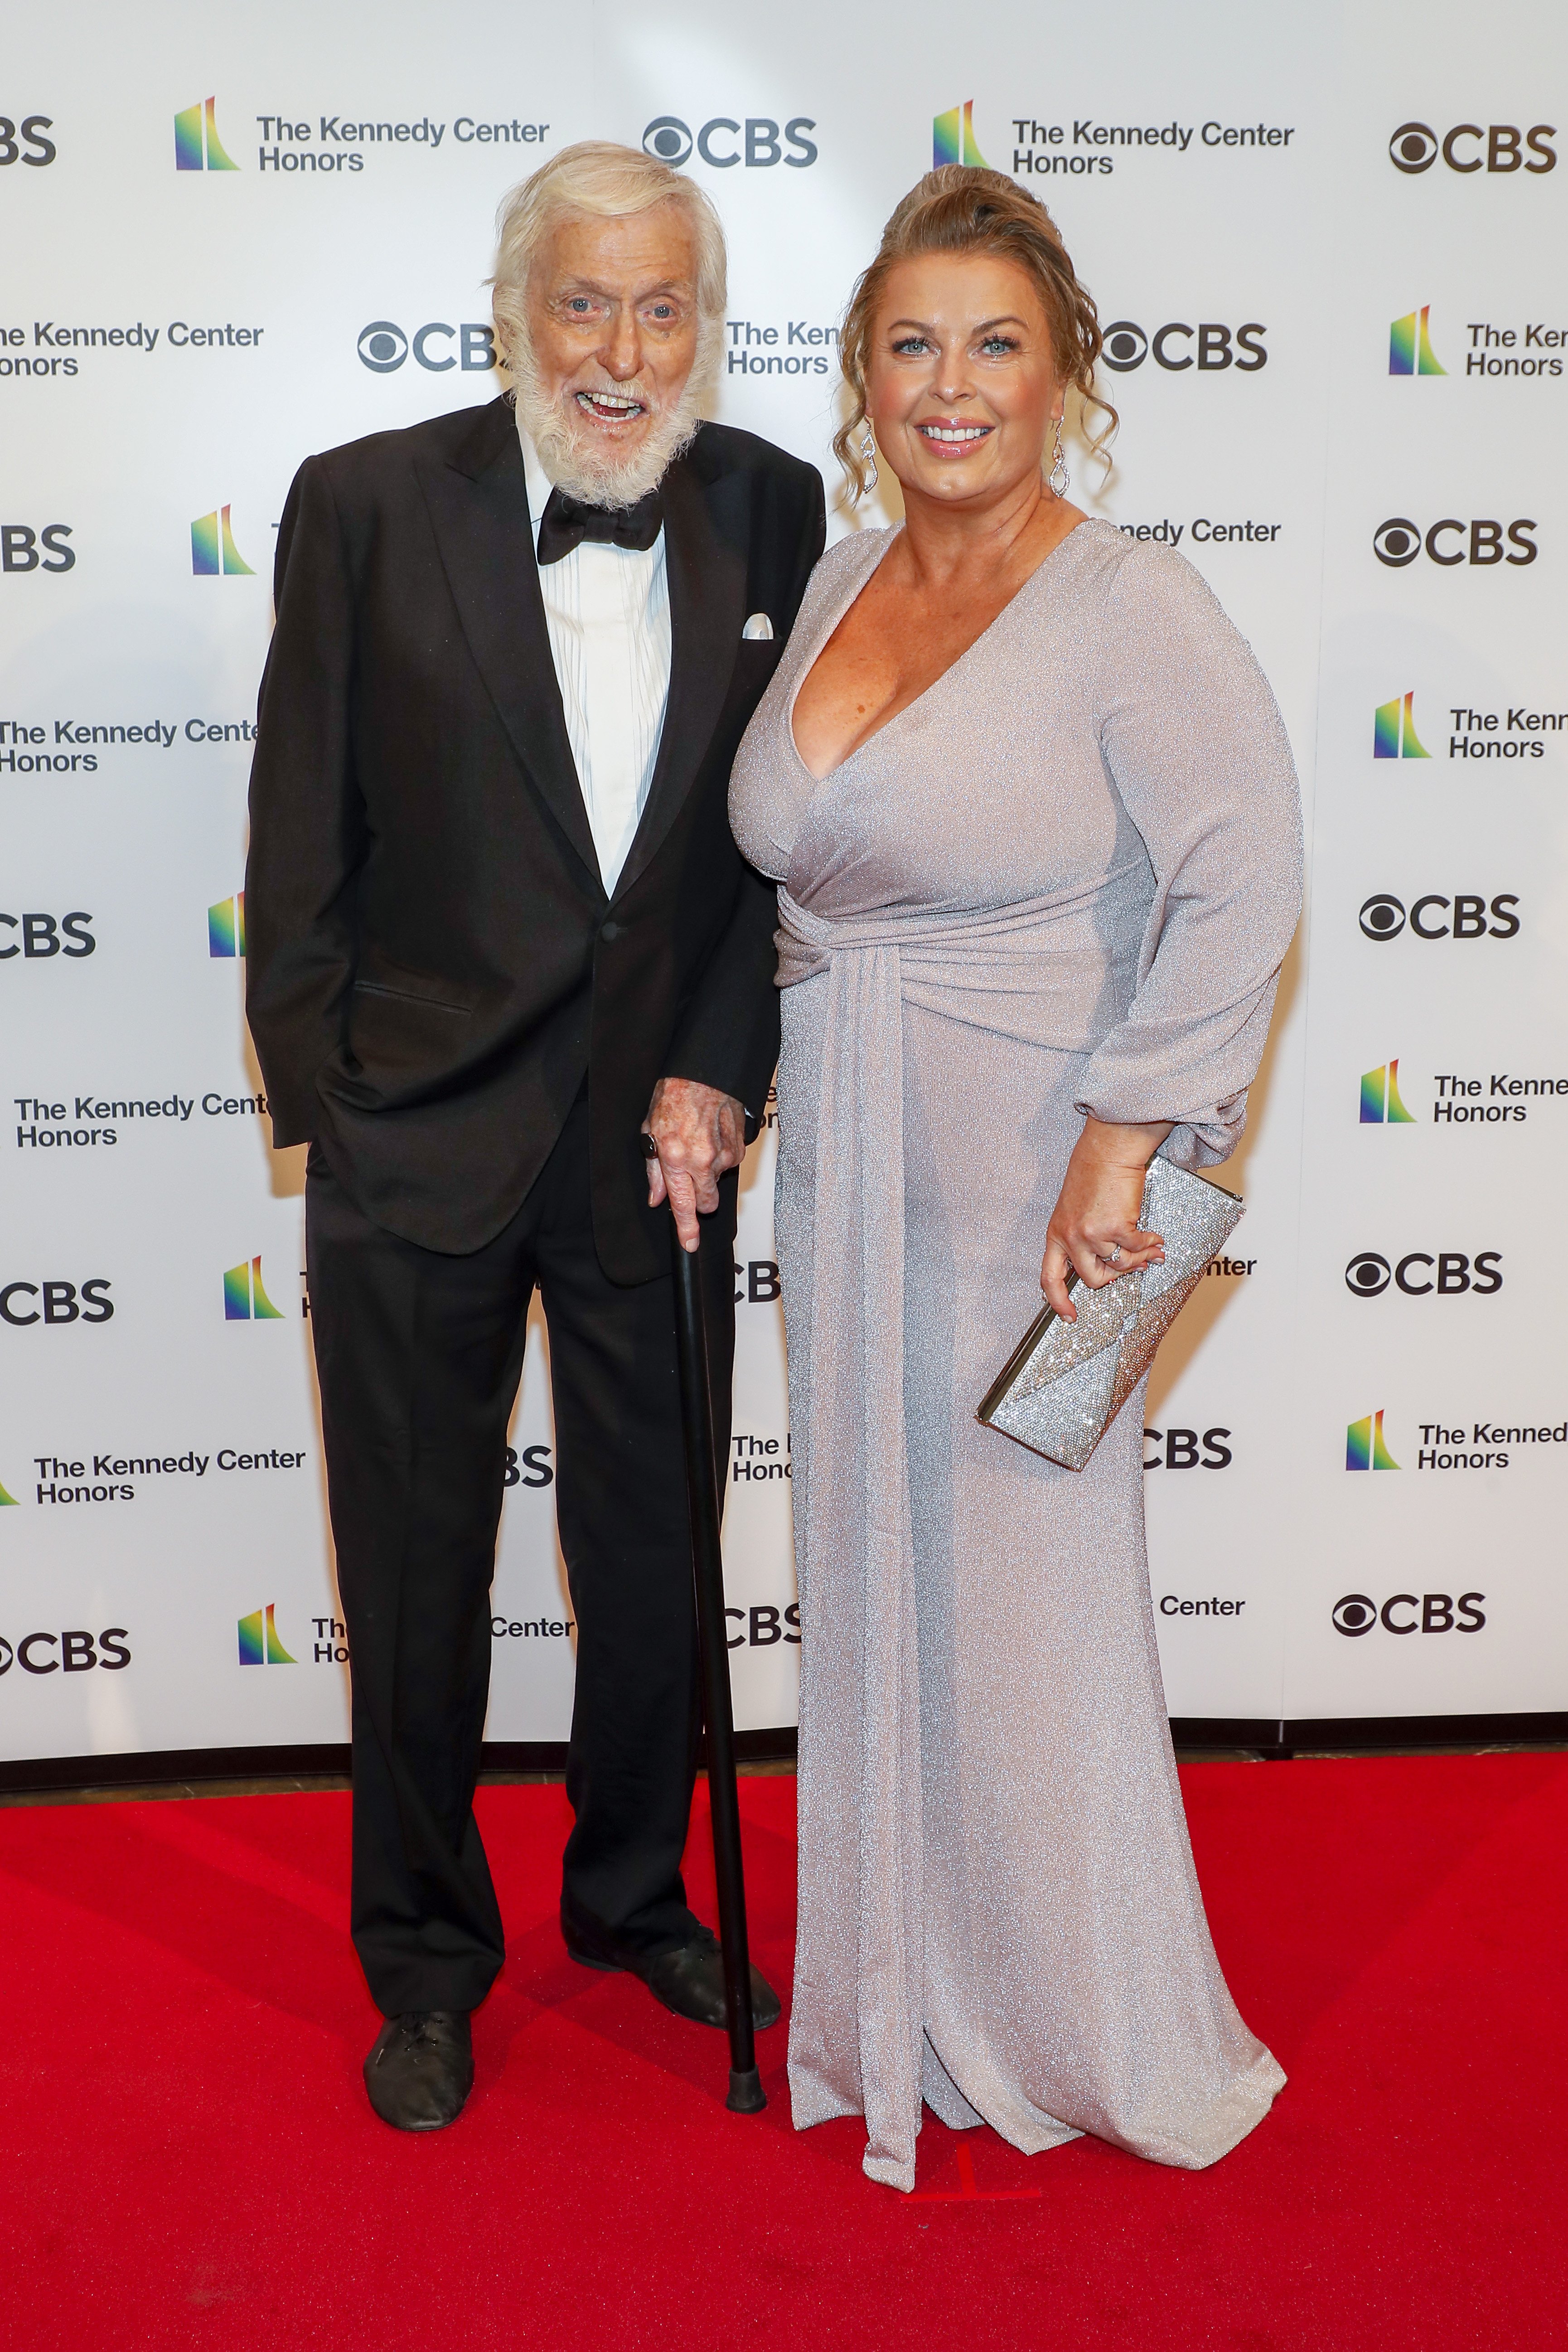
[1099,320,1267,373]
[1358,893,1520,941]
[1360,893,1404,938]
[356,321,497,374]
[1373,519,1418,565]
[644,116,692,162]
[1373,517,1537,567]
[1389,121,1556,175]
[640,116,818,170]
[1332,1592,1486,1636]
[1102,323,1147,369]
[1344,1251,1502,1298]
[358,322,406,371]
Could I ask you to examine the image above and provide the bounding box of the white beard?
[508,320,721,510]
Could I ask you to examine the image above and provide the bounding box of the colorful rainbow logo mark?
[191,506,254,577]
[237,1603,296,1665]
[1389,304,1444,376]
[933,102,987,168]
[1346,1410,1399,1471]
[224,1255,284,1321]
[1373,690,1430,760]
[175,97,238,172]
[208,892,247,957]
[0,1477,18,1506]
[1360,1058,1414,1124]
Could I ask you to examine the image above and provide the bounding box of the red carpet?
[1,1755,1564,2351]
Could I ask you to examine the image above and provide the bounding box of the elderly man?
[245,143,823,2129]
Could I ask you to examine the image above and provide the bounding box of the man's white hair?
[489,142,728,508]
[491,141,727,359]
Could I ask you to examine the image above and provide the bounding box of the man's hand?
[643,1077,746,1253]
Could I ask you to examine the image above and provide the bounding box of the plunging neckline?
[787,517,1097,784]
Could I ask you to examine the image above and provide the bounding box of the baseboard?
[0,1725,802,1797]
[0,1714,1562,1797]
[1170,1712,1568,1757]
[0,1742,356,1797]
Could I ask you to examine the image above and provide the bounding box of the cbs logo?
[1389,122,1556,175]
[0,116,55,167]
[1358,893,1520,941]
[356,321,498,374]
[1142,1426,1233,1468]
[723,1603,801,1649]
[1332,1593,1485,1636]
[1344,1251,1502,1298]
[1,525,74,573]
[1099,321,1267,373]
[735,1259,781,1304]
[0,912,94,958]
[0,1628,130,1673]
[0,1278,113,1326]
[1373,517,1537,567]
[641,116,818,170]
[502,1444,554,1489]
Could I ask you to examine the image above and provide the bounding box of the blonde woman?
[729,169,1301,2191]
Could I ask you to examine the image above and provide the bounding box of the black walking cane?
[669,1212,766,2114]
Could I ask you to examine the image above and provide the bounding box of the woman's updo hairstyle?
[833,165,1116,502]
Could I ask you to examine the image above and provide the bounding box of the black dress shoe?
[363,2010,474,2131]
[566,1919,782,2032]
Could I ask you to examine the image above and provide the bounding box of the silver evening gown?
[728,519,1303,2191]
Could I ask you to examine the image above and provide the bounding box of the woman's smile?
[915,417,993,452]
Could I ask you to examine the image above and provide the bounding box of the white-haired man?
[245,144,824,2130]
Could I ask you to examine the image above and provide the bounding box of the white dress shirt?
[517,421,672,897]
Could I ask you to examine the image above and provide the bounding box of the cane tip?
[726,2067,766,2114]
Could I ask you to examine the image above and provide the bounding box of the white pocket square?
[741,612,774,640]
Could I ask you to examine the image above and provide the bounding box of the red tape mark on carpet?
[909,2139,1041,2202]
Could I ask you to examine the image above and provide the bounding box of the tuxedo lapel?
[414,400,603,892]
[613,448,746,902]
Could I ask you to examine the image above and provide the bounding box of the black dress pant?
[305,1094,738,2016]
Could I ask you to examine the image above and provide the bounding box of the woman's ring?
[1106,1242,1123,1266]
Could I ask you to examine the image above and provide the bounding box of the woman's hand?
[1041,1116,1174,1320]
[643,1077,746,1252]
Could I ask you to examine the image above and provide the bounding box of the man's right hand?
[642,1077,746,1252]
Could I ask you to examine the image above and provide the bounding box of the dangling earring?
[1048,416,1070,499]
[860,421,879,495]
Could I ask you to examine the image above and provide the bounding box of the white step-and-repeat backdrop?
[3,0,1564,1764]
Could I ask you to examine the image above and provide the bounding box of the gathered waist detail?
[775,873,1144,1054]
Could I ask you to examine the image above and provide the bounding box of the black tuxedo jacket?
[244,396,824,1280]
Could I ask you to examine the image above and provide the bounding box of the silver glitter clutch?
[976,1157,1244,1471]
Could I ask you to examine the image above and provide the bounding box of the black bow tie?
[535,484,663,566]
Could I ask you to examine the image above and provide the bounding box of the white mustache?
[508,316,722,510]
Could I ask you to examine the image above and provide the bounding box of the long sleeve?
[665,858,789,1126]
[666,462,828,1125]
[1074,544,1303,1166]
[244,455,368,1146]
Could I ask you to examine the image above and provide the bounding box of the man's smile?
[575,388,648,425]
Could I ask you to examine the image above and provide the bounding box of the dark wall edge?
[1170,1711,1568,1755]
[0,1727,799,1796]
[1,1713,1564,1796]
